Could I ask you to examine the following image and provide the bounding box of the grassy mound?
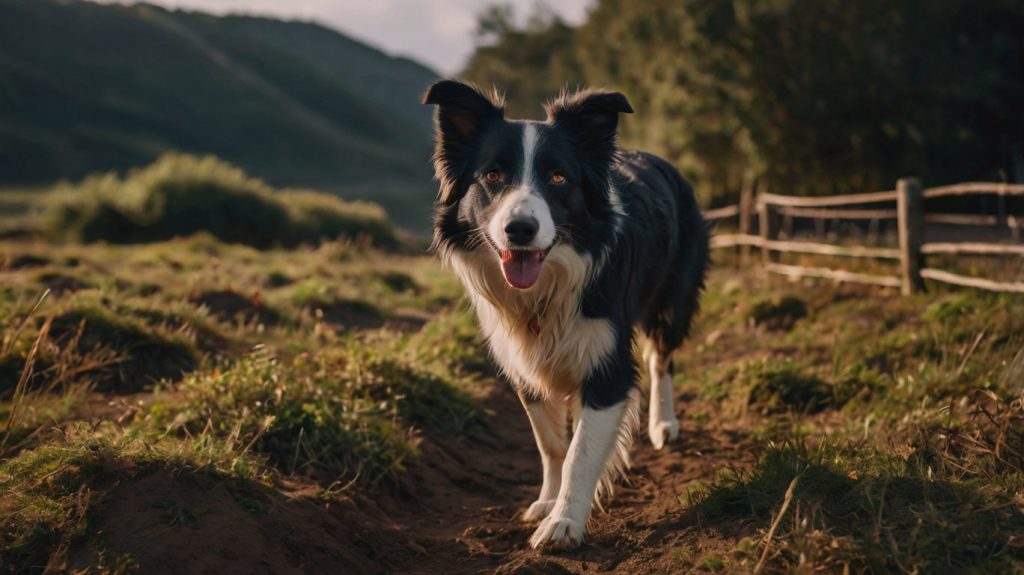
[50,304,201,393]
[44,154,398,249]
[0,424,269,573]
[167,346,484,485]
[695,426,1024,573]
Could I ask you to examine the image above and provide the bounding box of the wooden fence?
[707,179,1024,294]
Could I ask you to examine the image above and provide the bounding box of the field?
[2,168,1024,574]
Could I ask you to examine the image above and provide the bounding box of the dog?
[422,80,709,549]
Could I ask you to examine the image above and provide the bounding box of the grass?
[694,432,1024,573]
[43,153,399,249]
[2,191,1024,572]
[675,262,1024,573]
[0,423,270,571]
[167,349,417,484]
[0,225,478,571]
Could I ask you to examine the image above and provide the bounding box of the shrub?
[44,153,397,249]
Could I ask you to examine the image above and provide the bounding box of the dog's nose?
[504,217,539,246]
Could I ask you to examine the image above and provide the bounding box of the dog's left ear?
[545,90,633,156]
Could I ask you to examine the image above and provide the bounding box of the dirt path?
[71,378,760,574]
[382,384,761,574]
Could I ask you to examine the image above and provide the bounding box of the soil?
[191,289,283,326]
[72,381,760,574]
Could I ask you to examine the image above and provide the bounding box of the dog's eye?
[484,170,501,183]
[551,172,567,185]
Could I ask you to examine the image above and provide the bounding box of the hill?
[0,0,439,229]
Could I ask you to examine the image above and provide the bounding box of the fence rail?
[704,178,1024,294]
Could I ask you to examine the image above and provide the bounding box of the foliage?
[463,0,1024,205]
[44,153,398,249]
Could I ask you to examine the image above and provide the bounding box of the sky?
[94,0,592,74]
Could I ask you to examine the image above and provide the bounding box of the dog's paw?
[522,499,556,522]
[529,514,584,550]
[648,418,679,450]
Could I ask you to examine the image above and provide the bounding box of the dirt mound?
[1,253,50,270]
[71,468,402,575]
[36,271,90,295]
[50,309,199,393]
[190,289,282,326]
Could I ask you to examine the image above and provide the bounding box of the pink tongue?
[500,250,543,289]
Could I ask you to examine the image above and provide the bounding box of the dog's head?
[423,80,632,290]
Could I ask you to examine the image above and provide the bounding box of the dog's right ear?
[422,80,504,204]
[422,80,503,140]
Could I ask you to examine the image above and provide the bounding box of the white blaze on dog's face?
[484,124,557,289]
[424,81,634,293]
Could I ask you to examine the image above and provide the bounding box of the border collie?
[422,80,709,549]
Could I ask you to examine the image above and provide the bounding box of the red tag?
[528,317,541,336]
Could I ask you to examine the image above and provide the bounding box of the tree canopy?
[462,0,1024,205]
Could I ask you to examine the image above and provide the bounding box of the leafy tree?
[462,0,1024,205]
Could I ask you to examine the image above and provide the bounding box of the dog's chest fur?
[448,245,616,399]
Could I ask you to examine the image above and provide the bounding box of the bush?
[44,154,397,249]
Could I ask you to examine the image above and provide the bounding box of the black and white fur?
[423,80,709,549]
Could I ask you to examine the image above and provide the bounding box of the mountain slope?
[0,0,438,196]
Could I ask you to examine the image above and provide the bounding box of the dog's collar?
[528,315,541,336]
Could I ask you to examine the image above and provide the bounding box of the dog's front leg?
[529,398,628,549]
[518,392,570,521]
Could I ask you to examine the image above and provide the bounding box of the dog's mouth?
[499,249,548,290]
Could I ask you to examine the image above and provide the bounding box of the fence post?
[897,177,924,295]
[758,190,778,264]
[738,181,754,265]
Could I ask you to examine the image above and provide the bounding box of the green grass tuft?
[696,437,1024,573]
[0,423,269,572]
[50,303,200,393]
[169,350,406,484]
[43,153,398,249]
[747,295,808,331]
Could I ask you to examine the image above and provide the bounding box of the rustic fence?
[706,179,1024,294]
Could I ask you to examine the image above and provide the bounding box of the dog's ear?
[422,80,503,140]
[422,80,504,204]
[544,89,632,159]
